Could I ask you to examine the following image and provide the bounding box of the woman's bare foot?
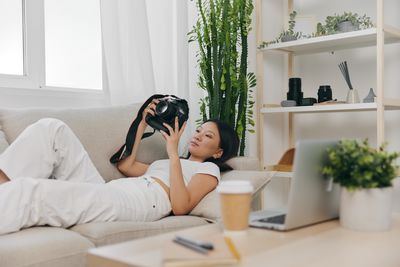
[0,170,10,184]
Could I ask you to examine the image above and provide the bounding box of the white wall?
[261,0,400,211]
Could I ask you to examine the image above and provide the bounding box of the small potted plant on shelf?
[316,12,374,36]
[259,11,302,48]
[322,139,399,231]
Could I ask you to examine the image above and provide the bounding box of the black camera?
[145,95,189,134]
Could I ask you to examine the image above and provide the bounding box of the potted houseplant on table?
[322,139,399,231]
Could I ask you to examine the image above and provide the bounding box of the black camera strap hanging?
[110,94,165,164]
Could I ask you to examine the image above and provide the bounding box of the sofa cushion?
[70,215,208,247]
[226,156,260,170]
[0,105,168,181]
[0,127,8,154]
[0,227,94,267]
[189,170,271,221]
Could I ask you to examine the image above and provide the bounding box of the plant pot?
[281,34,297,42]
[340,187,393,231]
[337,21,359,33]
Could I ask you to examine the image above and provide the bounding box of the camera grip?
[145,115,170,134]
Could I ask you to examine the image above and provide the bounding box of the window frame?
[0,0,105,93]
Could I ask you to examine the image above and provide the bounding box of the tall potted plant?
[322,139,399,231]
[189,0,256,156]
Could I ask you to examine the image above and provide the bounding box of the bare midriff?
[151,177,170,198]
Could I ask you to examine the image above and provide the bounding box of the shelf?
[260,26,400,55]
[261,100,400,114]
[261,103,377,114]
[271,171,293,179]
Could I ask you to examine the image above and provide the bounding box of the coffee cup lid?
[216,180,254,194]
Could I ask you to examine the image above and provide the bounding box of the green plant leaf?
[322,139,399,190]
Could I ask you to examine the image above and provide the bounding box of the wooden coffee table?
[87,214,400,267]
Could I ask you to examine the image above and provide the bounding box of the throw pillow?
[189,170,271,221]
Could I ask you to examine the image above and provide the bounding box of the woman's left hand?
[160,117,186,159]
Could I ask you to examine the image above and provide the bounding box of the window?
[44,0,102,90]
[0,0,103,91]
[0,0,24,75]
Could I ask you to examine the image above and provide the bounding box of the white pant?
[0,118,171,235]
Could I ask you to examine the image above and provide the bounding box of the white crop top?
[143,159,220,187]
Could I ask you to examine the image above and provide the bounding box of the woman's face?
[188,121,223,161]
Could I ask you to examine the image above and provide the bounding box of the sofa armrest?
[226,157,260,171]
[189,170,271,221]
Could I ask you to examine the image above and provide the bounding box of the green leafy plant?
[259,11,302,48]
[316,12,374,36]
[322,139,399,191]
[189,0,256,156]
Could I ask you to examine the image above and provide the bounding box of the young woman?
[0,100,239,235]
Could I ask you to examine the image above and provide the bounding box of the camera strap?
[110,94,165,164]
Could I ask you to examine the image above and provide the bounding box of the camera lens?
[317,85,332,103]
[155,100,176,120]
[287,77,303,105]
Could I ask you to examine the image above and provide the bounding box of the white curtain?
[100,0,155,105]
[100,0,191,153]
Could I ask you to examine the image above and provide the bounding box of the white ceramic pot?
[340,187,393,231]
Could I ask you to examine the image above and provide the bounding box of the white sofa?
[0,104,270,267]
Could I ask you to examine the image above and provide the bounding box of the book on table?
[163,235,239,267]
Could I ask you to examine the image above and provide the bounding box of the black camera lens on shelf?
[317,85,333,103]
[287,77,303,106]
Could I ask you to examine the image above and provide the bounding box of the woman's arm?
[117,122,149,177]
[161,118,217,215]
[117,100,159,177]
[169,156,218,215]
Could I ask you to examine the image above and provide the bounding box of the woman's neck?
[188,155,205,162]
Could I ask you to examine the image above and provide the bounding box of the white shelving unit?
[260,27,400,55]
[255,0,400,170]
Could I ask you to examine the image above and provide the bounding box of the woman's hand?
[160,117,187,159]
[140,99,159,127]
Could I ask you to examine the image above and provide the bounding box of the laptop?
[249,140,341,231]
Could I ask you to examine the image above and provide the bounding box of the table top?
[87,214,400,267]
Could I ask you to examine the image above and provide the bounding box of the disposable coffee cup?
[216,180,254,232]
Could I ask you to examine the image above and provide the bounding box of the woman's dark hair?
[187,119,239,172]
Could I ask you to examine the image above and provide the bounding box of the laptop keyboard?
[258,214,286,224]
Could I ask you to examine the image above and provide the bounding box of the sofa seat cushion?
[0,105,168,182]
[70,215,209,247]
[0,227,94,267]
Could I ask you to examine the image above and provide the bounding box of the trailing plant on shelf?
[259,11,302,49]
[189,0,256,156]
[322,139,398,191]
[316,12,374,36]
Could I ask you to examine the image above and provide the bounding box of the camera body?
[145,95,189,134]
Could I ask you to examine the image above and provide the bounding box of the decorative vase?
[363,88,376,103]
[346,88,360,103]
[340,187,393,231]
[337,21,359,33]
